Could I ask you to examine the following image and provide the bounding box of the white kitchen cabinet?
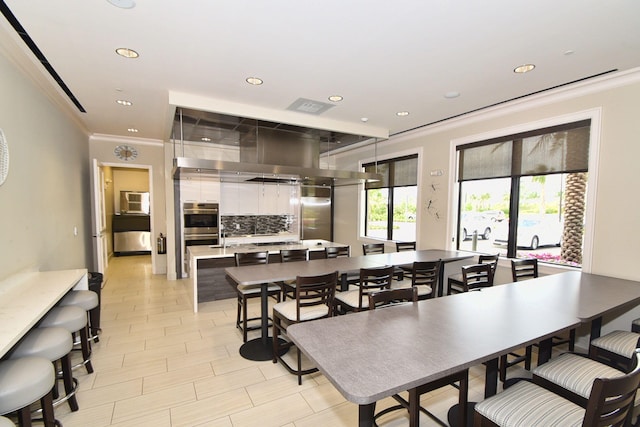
[221,182,296,215]
[180,178,220,203]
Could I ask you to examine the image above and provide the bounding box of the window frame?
[448,109,601,272]
[359,149,422,243]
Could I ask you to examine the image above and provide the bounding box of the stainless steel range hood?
[172,119,382,186]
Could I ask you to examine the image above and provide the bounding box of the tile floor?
[55,255,539,427]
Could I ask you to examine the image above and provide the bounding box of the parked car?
[493,215,562,249]
[482,210,505,222]
[460,212,494,240]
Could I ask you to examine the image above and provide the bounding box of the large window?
[456,120,590,267]
[363,155,418,242]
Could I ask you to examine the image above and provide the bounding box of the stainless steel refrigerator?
[300,186,332,241]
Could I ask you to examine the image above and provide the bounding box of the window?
[456,120,590,267]
[363,154,418,242]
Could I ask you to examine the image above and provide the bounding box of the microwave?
[120,191,150,214]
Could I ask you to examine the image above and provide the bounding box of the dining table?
[224,249,474,361]
[287,270,640,427]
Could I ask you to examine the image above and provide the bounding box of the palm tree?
[561,172,586,264]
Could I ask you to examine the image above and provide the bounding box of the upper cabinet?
[221,181,297,215]
[180,177,220,203]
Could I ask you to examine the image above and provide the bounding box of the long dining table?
[287,271,640,427]
[224,249,474,361]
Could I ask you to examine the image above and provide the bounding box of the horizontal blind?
[364,154,417,189]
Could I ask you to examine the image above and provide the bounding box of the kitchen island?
[187,239,347,312]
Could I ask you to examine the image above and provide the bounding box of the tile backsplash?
[221,215,296,236]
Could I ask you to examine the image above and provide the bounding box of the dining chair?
[334,265,395,313]
[362,243,385,255]
[234,252,282,342]
[474,351,640,427]
[459,263,494,292]
[272,271,338,385]
[367,286,469,427]
[406,260,440,300]
[279,248,309,300]
[367,286,417,309]
[447,254,498,295]
[324,246,350,258]
[395,241,416,280]
[589,328,640,373]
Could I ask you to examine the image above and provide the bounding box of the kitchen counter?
[187,239,346,312]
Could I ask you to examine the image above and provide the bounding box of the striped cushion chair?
[531,352,625,407]
[589,330,640,372]
[474,350,640,427]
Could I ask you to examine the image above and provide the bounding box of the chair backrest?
[294,271,338,321]
[368,287,418,310]
[411,260,440,298]
[582,350,640,427]
[362,243,385,255]
[395,241,416,252]
[478,254,499,271]
[461,263,494,291]
[358,265,395,308]
[280,248,309,263]
[511,258,538,282]
[235,251,269,267]
[324,246,350,259]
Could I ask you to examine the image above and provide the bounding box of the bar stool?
[0,357,56,427]
[39,305,94,374]
[58,289,100,343]
[7,327,79,412]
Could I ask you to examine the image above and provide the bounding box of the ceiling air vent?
[287,98,335,115]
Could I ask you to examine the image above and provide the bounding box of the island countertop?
[187,239,347,260]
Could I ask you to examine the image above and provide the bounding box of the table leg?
[409,388,419,427]
[437,263,446,297]
[359,403,375,427]
[591,317,603,340]
[537,337,553,366]
[484,358,498,398]
[260,283,269,345]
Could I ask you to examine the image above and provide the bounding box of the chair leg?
[242,296,248,343]
[40,389,56,427]
[17,406,32,427]
[525,345,533,370]
[297,347,302,385]
[272,316,280,364]
[569,328,576,351]
[61,353,79,411]
[80,325,94,374]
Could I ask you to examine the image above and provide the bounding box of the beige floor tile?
[75,378,143,409]
[299,381,347,412]
[122,342,187,367]
[194,366,266,399]
[167,345,230,371]
[112,382,196,423]
[110,410,172,427]
[56,402,116,427]
[245,373,318,406]
[169,387,254,427]
[143,362,213,394]
[93,358,167,388]
[229,393,314,427]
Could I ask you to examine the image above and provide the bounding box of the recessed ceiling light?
[246,77,263,85]
[115,48,139,58]
[328,95,343,102]
[116,99,132,106]
[396,111,410,117]
[107,0,136,9]
[514,64,535,74]
[564,50,575,56]
[360,117,369,122]
[444,91,460,99]
[201,137,211,142]
[127,128,138,133]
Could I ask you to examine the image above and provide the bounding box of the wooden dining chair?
[408,260,440,300]
[334,265,394,313]
[234,252,282,342]
[367,285,469,427]
[395,241,416,280]
[324,246,350,258]
[475,351,640,427]
[272,271,338,385]
[279,248,309,300]
[460,263,494,292]
[447,254,498,295]
[368,286,417,309]
[362,243,385,255]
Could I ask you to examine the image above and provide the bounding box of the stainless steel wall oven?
[183,202,220,247]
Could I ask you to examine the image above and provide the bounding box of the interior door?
[90,158,108,276]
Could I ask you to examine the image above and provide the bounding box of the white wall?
[0,41,91,279]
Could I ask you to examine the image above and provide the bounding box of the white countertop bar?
[0,268,88,357]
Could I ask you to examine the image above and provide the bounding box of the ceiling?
[1,0,639,152]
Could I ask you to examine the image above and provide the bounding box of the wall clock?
[0,128,8,186]
[114,145,138,161]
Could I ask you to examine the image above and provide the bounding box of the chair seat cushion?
[58,290,99,310]
[590,330,640,358]
[475,380,584,427]
[0,357,56,414]
[274,300,329,321]
[39,305,87,333]
[8,327,73,362]
[532,353,624,399]
[335,289,367,309]
[237,283,281,295]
